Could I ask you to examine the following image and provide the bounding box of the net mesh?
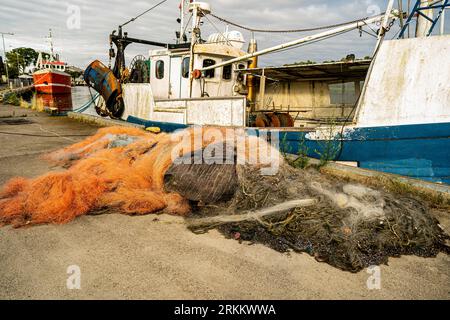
[187,164,450,272]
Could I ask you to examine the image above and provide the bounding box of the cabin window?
[155,60,165,79]
[202,59,216,78]
[222,64,232,80]
[182,57,190,78]
[328,82,361,105]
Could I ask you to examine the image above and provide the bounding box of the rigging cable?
[208,12,379,33]
[120,0,169,27]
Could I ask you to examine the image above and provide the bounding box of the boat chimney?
[416,0,434,37]
[246,36,258,110]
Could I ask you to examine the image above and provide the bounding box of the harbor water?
[32,86,97,115]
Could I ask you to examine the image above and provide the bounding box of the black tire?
[109,97,125,119]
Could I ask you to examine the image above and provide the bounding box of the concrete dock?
[0,104,449,300]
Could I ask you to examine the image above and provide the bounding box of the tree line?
[0,47,81,80]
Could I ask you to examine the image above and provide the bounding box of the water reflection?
[28,87,93,115]
[35,93,73,113]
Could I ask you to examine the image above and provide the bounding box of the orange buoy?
[192,69,202,79]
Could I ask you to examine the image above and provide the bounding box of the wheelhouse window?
[155,60,165,79]
[222,64,232,80]
[202,59,216,78]
[328,82,360,105]
[182,57,190,78]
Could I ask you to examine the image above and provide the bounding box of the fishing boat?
[33,29,71,94]
[83,0,450,184]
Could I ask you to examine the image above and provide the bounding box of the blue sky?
[0,0,448,68]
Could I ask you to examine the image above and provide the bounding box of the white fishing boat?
[83,0,450,184]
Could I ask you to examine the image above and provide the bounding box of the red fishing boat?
[33,30,71,94]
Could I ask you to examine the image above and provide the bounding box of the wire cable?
[208,12,374,33]
[120,0,169,27]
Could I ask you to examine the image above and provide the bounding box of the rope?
[208,12,374,33]
[73,92,99,113]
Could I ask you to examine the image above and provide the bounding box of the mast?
[188,2,211,97]
[48,28,54,61]
[179,0,187,43]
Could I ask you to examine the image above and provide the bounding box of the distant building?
[18,74,33,86]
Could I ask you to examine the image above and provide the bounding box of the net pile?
[186,164,449,272]
[0,126,191,226]
[0,126,448,272]
[0,126,277,227]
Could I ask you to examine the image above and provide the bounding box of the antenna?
[47,28,54,60]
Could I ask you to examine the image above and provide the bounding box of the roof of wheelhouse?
[241,59,372,82]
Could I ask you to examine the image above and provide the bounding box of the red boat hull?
[33,70,72,94]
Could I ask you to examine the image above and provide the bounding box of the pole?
[1,32,13,83]
[398,0,405,37]
[180,0,185,43]
[246,35,258,110]
[188,2,200,98]
[374,0,395,54]
[408,0,411,37]
[49,29,54,59]
[15,51,20,76]
[416,0,434,37]
[441,0,446,35]
[200,12,394,72]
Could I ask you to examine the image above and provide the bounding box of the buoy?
[192,69,202,79]
[145,127,161,133]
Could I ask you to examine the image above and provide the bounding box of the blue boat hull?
[127,116,450,185]
[272,122,450,185]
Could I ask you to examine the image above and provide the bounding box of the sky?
[0,0,449,69]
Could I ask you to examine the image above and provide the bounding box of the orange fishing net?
[0,126,281,227]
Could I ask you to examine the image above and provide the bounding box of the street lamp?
[0,32,14,84]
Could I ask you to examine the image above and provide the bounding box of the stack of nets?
[183,163,449,272]
[0,126,278,227]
